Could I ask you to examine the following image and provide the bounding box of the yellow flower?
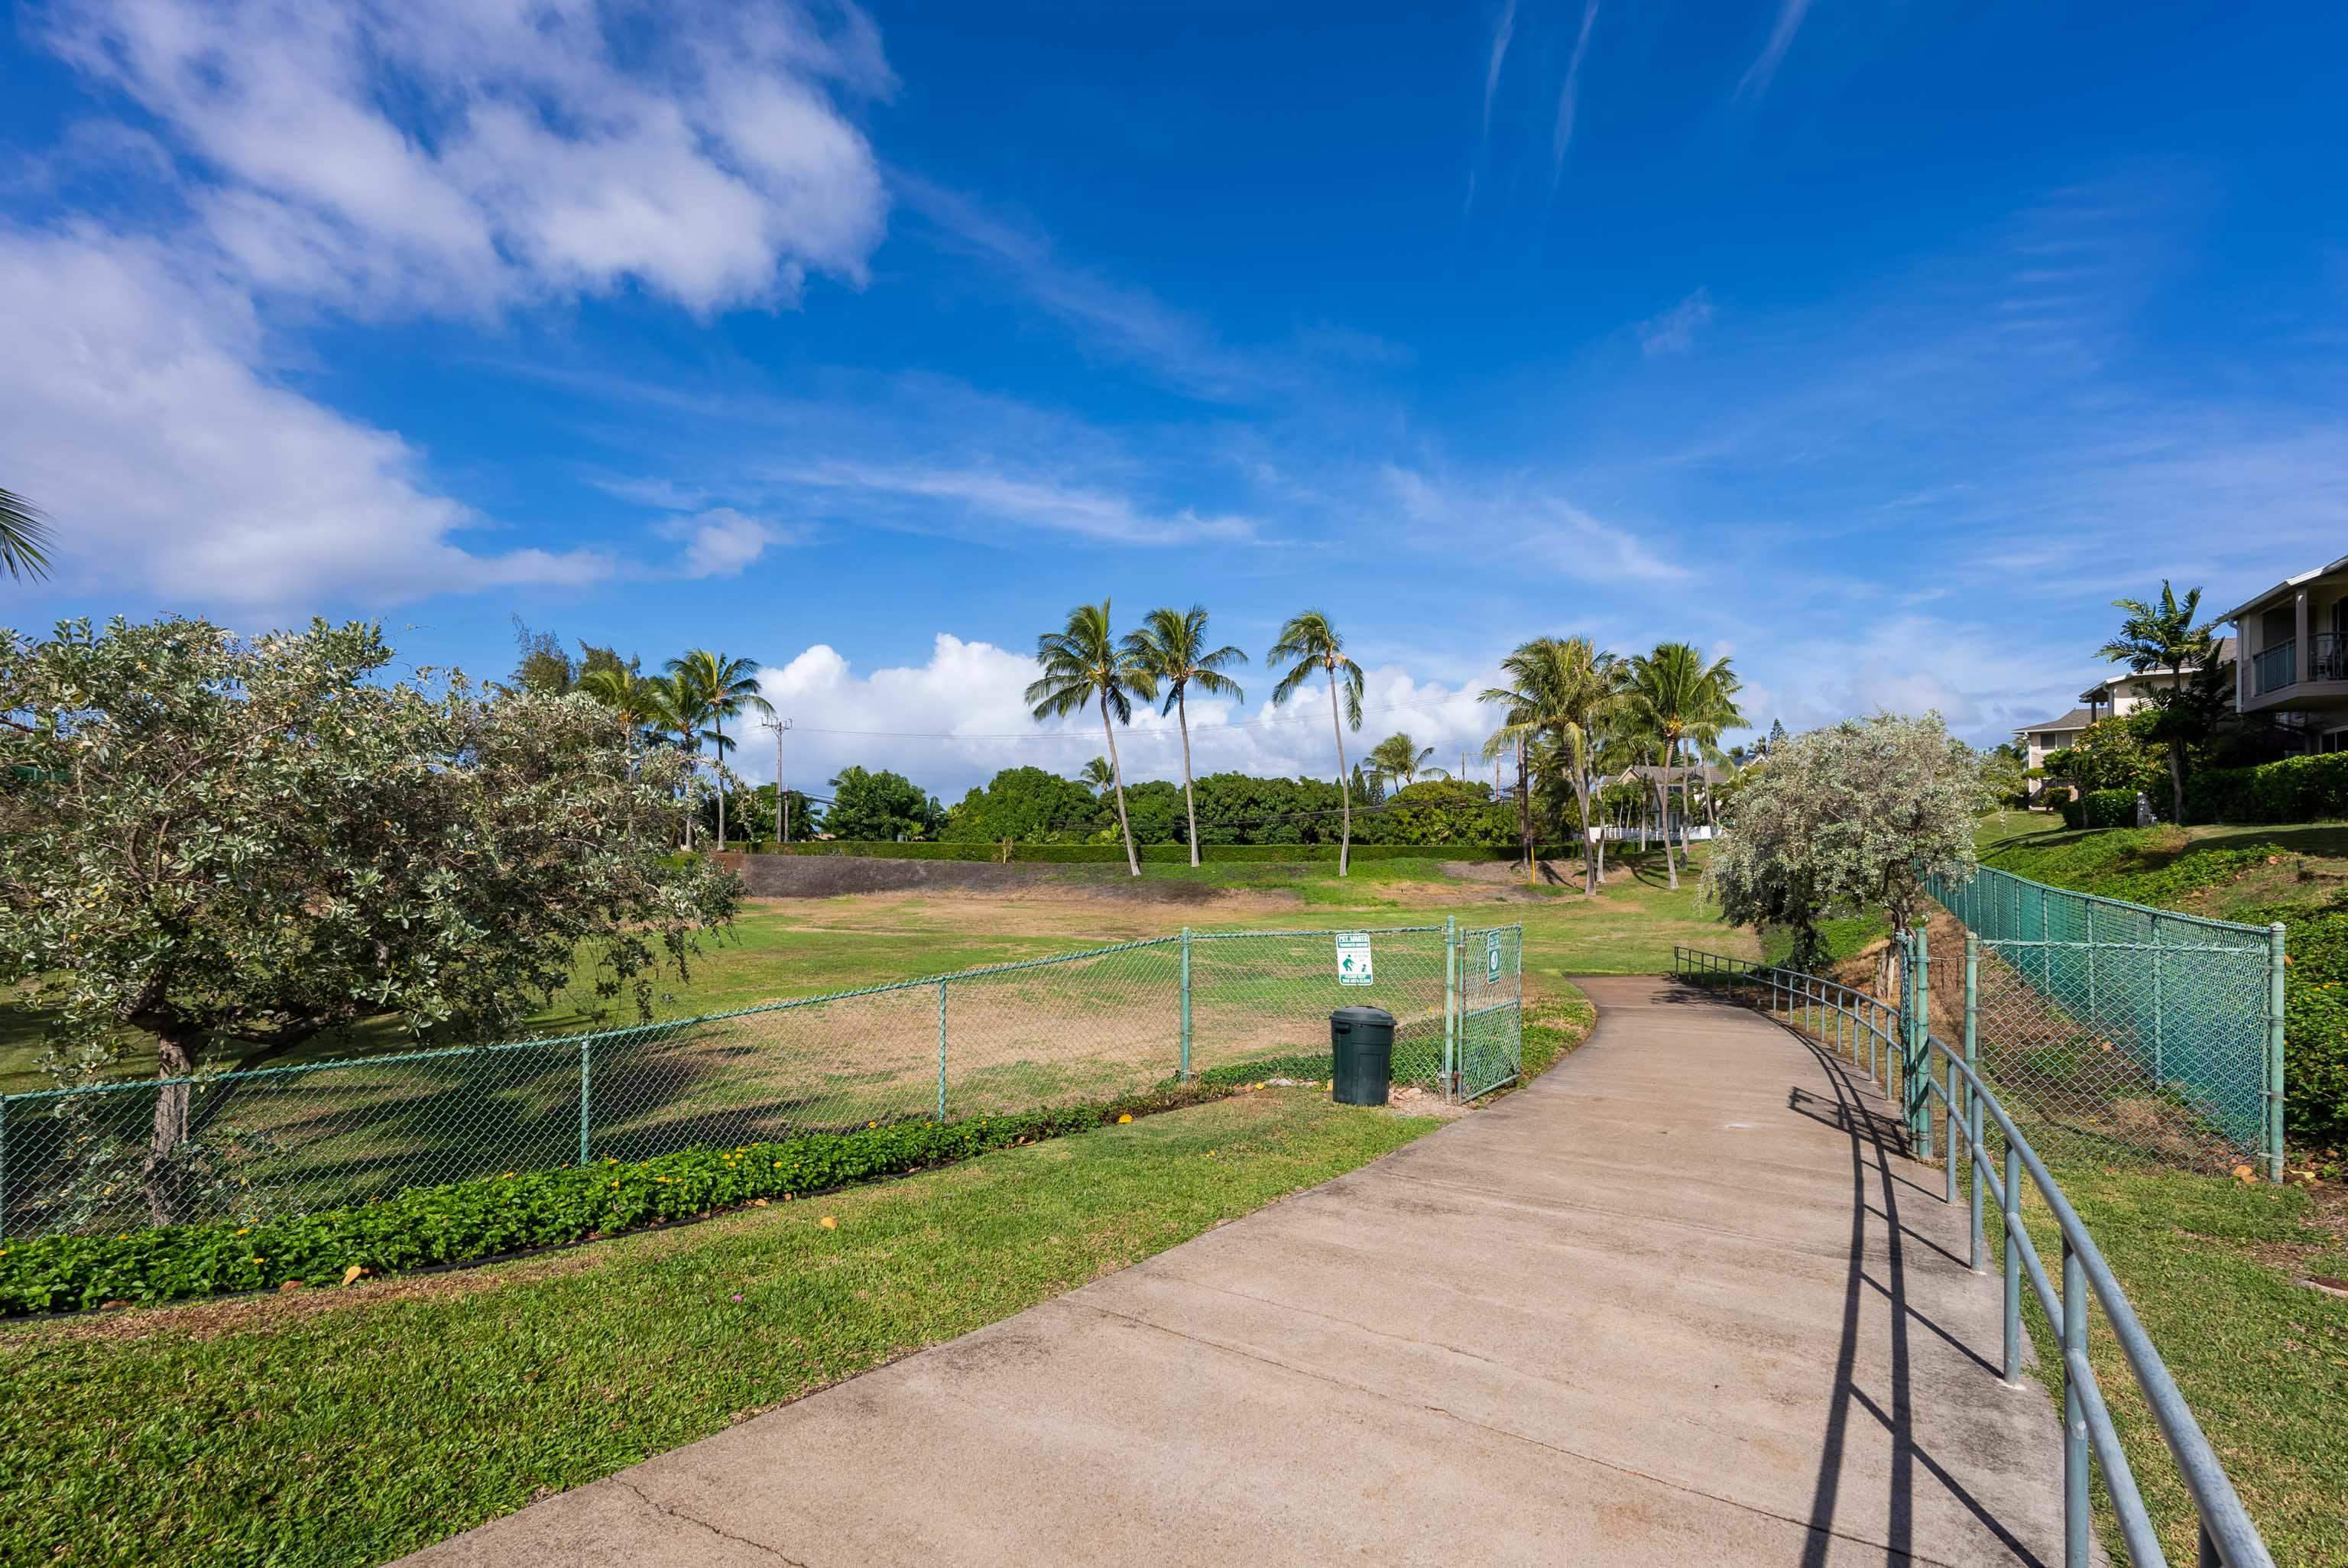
[819,1216,836,1229]
[503,1171,516,1179]
[1116,1113,1133,1124]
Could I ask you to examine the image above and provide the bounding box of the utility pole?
[761,718,793,844]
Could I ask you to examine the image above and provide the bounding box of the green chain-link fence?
[0,920,1521,1239]
[1928,866,2284,1177]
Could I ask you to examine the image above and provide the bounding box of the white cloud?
[1550,1,1602,185]
[1736,0,1816,103]
[656,508,792,578]
[1380,464,1687,582]
[770,460,1256,546]
[1637,287,1715,356]
[43,0,891,316]
[0,225,608,607]
[750,635,1512,799]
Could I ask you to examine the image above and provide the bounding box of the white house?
[2220,554,2348,753]
[2012,637,2235,796]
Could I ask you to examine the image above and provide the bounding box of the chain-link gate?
[1928,867,2284,1176]
[0,922,1528,1239]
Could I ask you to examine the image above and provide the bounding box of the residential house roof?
[2218,556,2348,624]
[2075,637,2236,705]
[2013,707,2093,737]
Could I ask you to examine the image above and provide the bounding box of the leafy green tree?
[0,617,741,1222]
[943,766,1106,844]
[2047,712,2168,798]
[2099,581,2221,824]
[1622,643,1744,889]
[1027,601,1155,876]
[1704,712,1986,972]
[1978,741,2030,808]
[2,487,53,582]
[821,766,942,841]
[1366,733,1438,790]
[1267,611,1366,876]
[1124,605,1247,867]
[666,650,775,848]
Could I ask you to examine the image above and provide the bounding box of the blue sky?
[5,0,2346,797]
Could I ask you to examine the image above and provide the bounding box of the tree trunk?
[141,1023,201,1226]
[1518,735,1532,886]
[2167,738,2187,826]
[715,716,726,847]
[1327,668,1352,877]
[1178,685,1202,868]
[1101,692,1140,877]
[1655,758,1678,889]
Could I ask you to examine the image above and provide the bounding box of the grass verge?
[2001,1164,2348,1568]
[0,1089,1434,1567]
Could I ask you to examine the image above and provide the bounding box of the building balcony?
[2242,632,2348,716]
[2254,640,2298,695]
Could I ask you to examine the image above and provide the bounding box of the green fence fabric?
[1928,866,2279,1171]
[0,923,1522,1239]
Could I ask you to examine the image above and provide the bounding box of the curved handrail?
[1669,945,2274,1568]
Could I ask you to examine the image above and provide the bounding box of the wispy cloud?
[1637,287,1715,355]
[1467,0,1519,209]
[655,508,793,578]
[1381,463,1688,583]
[1736,0,1816,103]
[1551,1,1602,186]
[893,174,1290,401]
[769,459,1257,546]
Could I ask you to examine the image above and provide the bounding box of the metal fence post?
[2062,1236,2090,1568]
[2267,923,2288,1183]
[0,1094,9,1242]
[577,1039,593,1165]
[1965,933,1983,1269]
[2150,912,2165,1086]
[1442,916,1458,1101]
[2003,1140,2025,1386]
[1179,926,1193,1082]
[936,978,949,1122]
[1912,930,1934,1160]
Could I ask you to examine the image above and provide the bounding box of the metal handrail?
[1669,944,2274,1568]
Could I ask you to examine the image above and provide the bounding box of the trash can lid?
[1330,1005,1396,1025]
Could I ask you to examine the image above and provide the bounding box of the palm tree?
[2,488,53,582]
[1481,637,1622,893]
[1621,643,1743,889]
[666,651,775,848]
[1078,756,1117,797]
[1124,606,1248,867]
[1365,733,1439,792]
[576,659,662,762]
[2100,581,2218,825]
[1267,611,1366,876]
[1029,601,1156,876]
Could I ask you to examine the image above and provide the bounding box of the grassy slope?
[1960,814,2348,1565]
[0,1090,1436,1568]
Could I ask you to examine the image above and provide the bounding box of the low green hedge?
[730,841,1588,863]
[2193,753,2348,825]
[0,1083,1249,1317]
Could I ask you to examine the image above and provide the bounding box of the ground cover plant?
[0,1090,1436,1567]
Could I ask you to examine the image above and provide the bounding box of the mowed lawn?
[0,1090,1438,1568]
[0,847,1743,1093]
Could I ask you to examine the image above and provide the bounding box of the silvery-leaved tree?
[0,617,743,1223]
[1702,712,1987,976]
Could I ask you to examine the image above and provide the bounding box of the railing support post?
[1909,929,1934,1160]
[577,1040,592,1165]
[2062,1236,2090,1568]
[1443,916,1458,1101]
[1966,933,1984,1269]
[2003,1141,2025,1387]
[937,979,949,1122]
[2267,922,2288,1184]
[1179,927,1193,1082]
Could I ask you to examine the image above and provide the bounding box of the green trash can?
[1330,1006,1395,1106]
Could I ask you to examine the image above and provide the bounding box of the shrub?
[2082,788,2139,828]
[0,1082,1250,1317]
[2193,753,2348,825]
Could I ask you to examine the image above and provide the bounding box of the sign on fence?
[1335,931,1374,986]
[1486,930,1503,984]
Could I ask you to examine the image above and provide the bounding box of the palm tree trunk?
[1178,685,1202,868]
[2167,740,2187,825]
[1518,734,1532,886]
[1654,755,1678,889]
[715,716,726,847]
[1101,692,1140,877]
[1327,667,1351,877]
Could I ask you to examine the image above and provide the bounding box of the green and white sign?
[1486,929,1503,984]
[1335,931,1373,986]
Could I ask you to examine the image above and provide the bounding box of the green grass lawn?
[0,1088,1436,1568]
[2002,1164,2348,1568]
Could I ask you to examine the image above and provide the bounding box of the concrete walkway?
[401,977,2073,1567]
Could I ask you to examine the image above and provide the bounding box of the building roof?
[2219,556,2348,623]
[1612,763,1733,786]
[2013,707,2093,737]
[2075,637,2236,705]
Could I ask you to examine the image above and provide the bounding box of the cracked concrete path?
[397,976,2074,1567]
